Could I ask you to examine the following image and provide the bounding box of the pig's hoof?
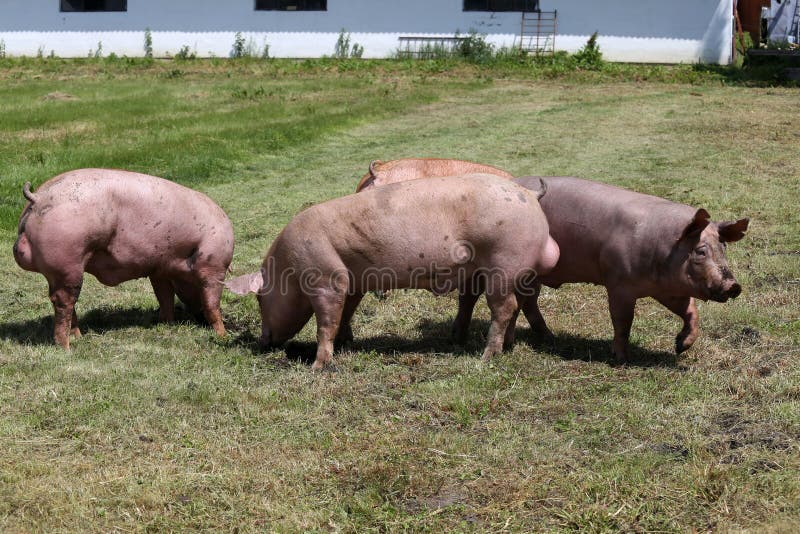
[311,360,338,373]
[212,324,226,337]
[529,324,554,340]
[451,327,468,345]
[675,334,695,355]
[70,328,82,339]
[335,328,354,347]
[611,349,629,365]
[480,347,501,362]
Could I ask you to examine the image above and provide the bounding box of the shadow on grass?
[0,305,208,346]
[691,62,799,86]
[242,316,678,369]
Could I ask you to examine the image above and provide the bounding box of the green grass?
[0,59,798,532]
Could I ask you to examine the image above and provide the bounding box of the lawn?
[0,58,798,532]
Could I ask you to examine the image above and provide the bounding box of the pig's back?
[37,169,228,237]
[537,177,696,287]
[285,174,548,276]
[358,158,513,191]
[31,169,232,267]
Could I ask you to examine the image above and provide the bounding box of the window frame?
[60,0,128,13]
[463,0,540,12]
[254,0,327,11]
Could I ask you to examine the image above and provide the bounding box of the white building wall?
[0,0,734,64]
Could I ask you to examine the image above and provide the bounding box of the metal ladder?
[517,10,558,55]
[792,0,800,43]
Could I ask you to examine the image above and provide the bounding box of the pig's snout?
[727,282,742,299]
[711,281,741,302]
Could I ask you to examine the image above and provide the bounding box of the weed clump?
[573,31,604,70]
[232,32,247,58]
[143,28,153,58]
[232,32,270,60]
[455,30,495,64]
[334,29,364,59]
[175,45,196,60]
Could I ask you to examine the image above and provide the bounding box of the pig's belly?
[85,249,158,287]
[352,265,475,294]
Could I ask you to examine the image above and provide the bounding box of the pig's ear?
[718,218,749,243]
[224,270,265,296]
[681,208,711,239]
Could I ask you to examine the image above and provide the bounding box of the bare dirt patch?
[41,91,78,101]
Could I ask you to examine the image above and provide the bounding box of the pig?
[225,174,560,370]
[456,176,749,361]
[13,169,234,349]
[356,158,513,192]
[356,158,514,301]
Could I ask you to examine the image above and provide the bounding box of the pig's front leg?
[200,283,226,336]
[70,307,81,339]
[150,276,175,323]
[607,288,636,363]
[310,288,345,371]
[48,276,83,350]
[655,295,699,354]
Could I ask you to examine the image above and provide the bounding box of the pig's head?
[675,209,749,303]
[224,268,305,349]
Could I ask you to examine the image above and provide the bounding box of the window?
[464,0,539,12]
[60,0,127,12]
[255,0,327,11]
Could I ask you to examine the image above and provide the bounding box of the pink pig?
[13,169,234,348]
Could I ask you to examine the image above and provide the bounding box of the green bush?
[573,32,603,69]
[175,45,196,60]
[456,30,495,63]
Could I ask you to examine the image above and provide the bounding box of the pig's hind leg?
[655,296,699,354]
[451,274,483,344]
[335,292,364,346]
[47,274,84,350]
[503,295,522,349]
[173,258,227,336]
[519,283,553,338]
[481,284,518,362]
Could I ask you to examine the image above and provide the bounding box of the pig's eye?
[694,246,707,257]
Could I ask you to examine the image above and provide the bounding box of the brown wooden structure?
[739,0,771,43]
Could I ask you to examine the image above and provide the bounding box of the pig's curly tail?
[23,182,38,204]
